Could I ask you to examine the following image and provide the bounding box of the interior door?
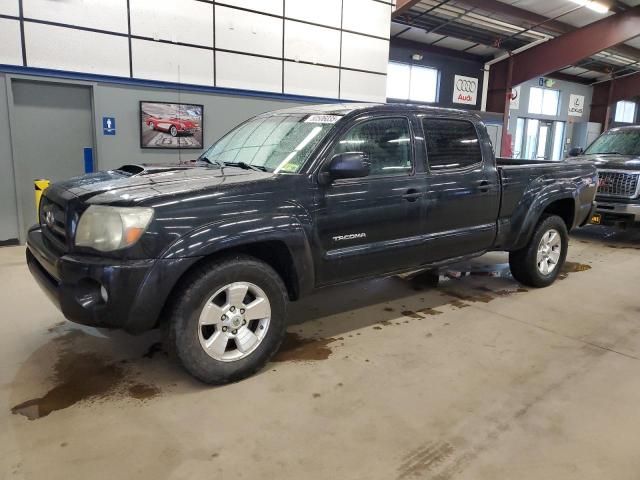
[419,116,500,262]
[11,80,94,240]
[314,115,426,285]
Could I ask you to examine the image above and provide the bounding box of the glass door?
[515,118,566,160]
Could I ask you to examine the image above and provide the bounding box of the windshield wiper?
[199,156,226,173]
[596,151,624,155]
[225,161,268,172]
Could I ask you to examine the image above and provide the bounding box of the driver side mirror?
[568,146,584,157]
[320,152,370,184]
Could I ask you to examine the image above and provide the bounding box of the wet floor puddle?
[277,261,593,363]
[271,333,337,362]
[11,332,161,421]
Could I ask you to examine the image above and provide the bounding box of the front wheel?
[509,215,568,288]
[169,125,178,137]
[170,255,287,384]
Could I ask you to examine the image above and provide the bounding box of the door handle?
[402,189,422,202]
[479,180,490,193]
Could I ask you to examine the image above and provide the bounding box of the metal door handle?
[402,189,422,202]
[479,180,490,193]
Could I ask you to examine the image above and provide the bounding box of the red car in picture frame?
[146,116,199,137]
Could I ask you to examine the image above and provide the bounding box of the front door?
[11,80,94,240]
[314,115,426,285]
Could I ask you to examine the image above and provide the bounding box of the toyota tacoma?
[27,103,598,384]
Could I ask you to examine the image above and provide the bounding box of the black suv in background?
[570,125,640,228]
[27,103,597,384]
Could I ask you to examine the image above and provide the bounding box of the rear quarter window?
[422,118,482,172]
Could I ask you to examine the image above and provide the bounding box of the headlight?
[75,205,153,252]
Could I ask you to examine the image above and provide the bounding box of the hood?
[571,153,640,171]
[49,162,275,205]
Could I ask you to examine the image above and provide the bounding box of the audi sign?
[452,75,478,105]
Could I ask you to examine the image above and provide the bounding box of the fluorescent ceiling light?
[569,0,609,14]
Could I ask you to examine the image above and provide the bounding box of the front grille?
[597,171,640,198]
[40,195,68,251]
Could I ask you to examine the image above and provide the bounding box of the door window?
[422,118,482,171]
[331,117,413,176]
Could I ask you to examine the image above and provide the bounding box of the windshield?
[585,129,640,156]
[200,113,340,173]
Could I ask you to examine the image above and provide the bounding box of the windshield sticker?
[304,114,341,124]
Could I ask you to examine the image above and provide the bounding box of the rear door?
[418,116,500,261]
[314,114,426,284]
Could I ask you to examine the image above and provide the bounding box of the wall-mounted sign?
[509,85,521,110]
[102,116,116,135]
[538,77,556,88]
[568,94,585,117]
[140,101,203,149]
[452,75,478,105]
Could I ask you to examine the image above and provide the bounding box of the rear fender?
[510,180,578,250]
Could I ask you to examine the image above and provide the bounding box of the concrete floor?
[1,227,640,480]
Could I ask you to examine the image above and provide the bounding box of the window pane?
[422,118,482,171]
[615,100,637,123]
[386,63,410,100]
[514,117,525,159]
[542,89,559,116]
[409,65,438,103]
[528,87,543,114]
[332,118,412,176]
[552,121,565,160]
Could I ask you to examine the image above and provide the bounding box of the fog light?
[100,285,109,303]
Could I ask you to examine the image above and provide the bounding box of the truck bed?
[496,157,596,235]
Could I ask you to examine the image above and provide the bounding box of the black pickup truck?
[27,103,597,384]
[569,125,640,228]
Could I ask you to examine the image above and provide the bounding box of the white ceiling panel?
[432,36,477,50]
[559,66,589,75]
[397,27,445,44]
[578,70,607,79]
[465,44,501,56]
[390,22,407,36]
[625,37,640,49]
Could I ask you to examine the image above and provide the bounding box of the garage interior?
[1,0,640,479]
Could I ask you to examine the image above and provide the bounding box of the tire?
[169,125,178,137]
[508,215,568,288]
[169,254,287,384]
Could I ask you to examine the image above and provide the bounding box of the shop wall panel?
[23,0,128,33]
[24,23,130,77]
[284,20,341,66]
[284,62,339,98]
[130,0,214,47]
[215,6,283,58]
[217,0,283,16]
[285,0,342,29]
[0,18,22,66]
[341,32,389,73]
[340,69,386,102]
[132,40,214,86]
[343,0,391,39]
[216,51,282,93]
[0,0,18,16]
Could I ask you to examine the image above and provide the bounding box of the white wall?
[1,0,392,102]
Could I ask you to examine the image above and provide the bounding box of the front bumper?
[26,226,197,333]
[595,200,640,225]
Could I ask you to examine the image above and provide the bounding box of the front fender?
[161,211,315,297]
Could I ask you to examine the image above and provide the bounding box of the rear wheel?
[170,255,287,384]
[509,215,568,287]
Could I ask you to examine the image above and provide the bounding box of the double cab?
[27,103,598,384]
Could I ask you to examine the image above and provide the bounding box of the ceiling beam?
[486,5,640,114]
[453,0,640,60]
[393,0,423,17]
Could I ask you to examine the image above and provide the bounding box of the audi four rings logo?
[456,79,477,92]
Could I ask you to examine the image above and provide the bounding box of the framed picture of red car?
[140,101,204,149]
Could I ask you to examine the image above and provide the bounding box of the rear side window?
[422,118,482,171]
[331,117,412,176]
